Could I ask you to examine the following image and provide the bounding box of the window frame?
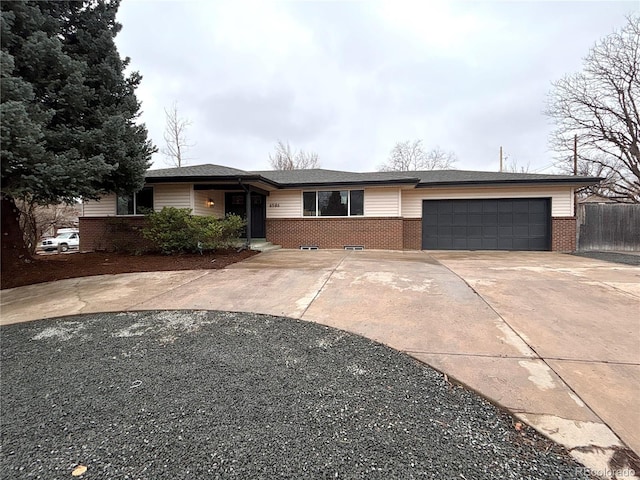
[302,189,364,217]
[116,186,154,216]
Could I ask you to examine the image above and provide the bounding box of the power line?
[530,163,558,173]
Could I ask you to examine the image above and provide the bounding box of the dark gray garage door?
[422,198,551,250]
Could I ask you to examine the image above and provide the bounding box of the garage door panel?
[529,225,547,239]
[423,213,438,226]
[453,203,468,213]
[452,226,467,236]
[439,201,454,213]
[468,202,483,213]
[467,238,484,249]
[439,225,452,236]
[437,237,453,249]
[499,213,514,223]
[513,237,533,249]
[497,238,514,249]
[452,238,469,249]
[498,202,513,213]
[529,213,547,223]
[529,201,547,214]
[483,200,498,213]
[439,214,454,225]
[483,226,498,236]
[530,224,547,236]
[499,226,513,236]
[468,214,482,224]
[482,214,498,225]
[423,237,438,249]
[453,213,468,225]
[482,238,498,249]
[468,225,483,236]
[529,237,549,250]
[422,198,550,251]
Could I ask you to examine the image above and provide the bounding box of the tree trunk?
[2,196,31,270]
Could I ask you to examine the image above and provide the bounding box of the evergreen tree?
[1,0,155,264]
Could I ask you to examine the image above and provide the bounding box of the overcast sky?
[115,0,636,174]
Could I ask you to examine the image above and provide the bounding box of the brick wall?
[403,219,422,250]
[551,217,577,252]
[266,218,404,250]
[81,215,577,253]
[79,217,152,252]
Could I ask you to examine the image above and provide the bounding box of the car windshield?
[57,232,76,239]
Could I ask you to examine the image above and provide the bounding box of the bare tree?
[546,15,640,203]
[503,153,531,173]
[16,197,80,255]
[379,140,457,171]
[161,102,194,168]
[269,140,320,170]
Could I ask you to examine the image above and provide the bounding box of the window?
[117,187,154,215]
[303,192,316,216]
[319,191,348,216]
[350,190,364,216]
[302,190,364,216]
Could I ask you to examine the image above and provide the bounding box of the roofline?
[144,173,602,189]
[275,179,420,189]
[415,177,603,188]
[144,174,280,187]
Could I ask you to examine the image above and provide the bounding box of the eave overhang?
[144,174,280,189]
[415,177,603,188]
[275,179,420,189]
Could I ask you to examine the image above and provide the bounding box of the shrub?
[142,207,246,254]
[219,214,246,243]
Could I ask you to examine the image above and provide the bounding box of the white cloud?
[115,0,637,172]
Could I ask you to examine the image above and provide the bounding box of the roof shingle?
[144,164,600,187]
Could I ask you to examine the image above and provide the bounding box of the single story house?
[80,164,600,252]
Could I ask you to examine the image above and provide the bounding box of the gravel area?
[572,251,640,266]
[1,311,592,479]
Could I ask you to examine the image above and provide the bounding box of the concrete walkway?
[1,249,638,478]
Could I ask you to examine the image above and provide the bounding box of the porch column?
[245,189,252,247]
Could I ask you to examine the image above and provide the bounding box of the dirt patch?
[1,249,258,290]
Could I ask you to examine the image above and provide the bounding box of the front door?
[225,192,266,238]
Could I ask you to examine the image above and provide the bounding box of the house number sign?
[269,203,280,208]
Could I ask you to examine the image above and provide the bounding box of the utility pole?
[499,146,503,172]
[573,134,578,217]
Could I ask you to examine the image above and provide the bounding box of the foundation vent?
[344,245,364,251]
[300,245,319,250]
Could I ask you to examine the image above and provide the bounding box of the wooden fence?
[577,203,640,251]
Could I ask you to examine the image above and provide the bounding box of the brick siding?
[402,219,422,250]
[81,215,577,253]
[551,217,577,252]
[79,216,151,252]
[266,218,404,250]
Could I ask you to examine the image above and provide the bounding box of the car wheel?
[60,243,69,252]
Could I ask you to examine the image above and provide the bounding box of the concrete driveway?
[1,249,638,477]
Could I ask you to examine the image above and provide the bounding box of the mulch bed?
[1,249,258,290]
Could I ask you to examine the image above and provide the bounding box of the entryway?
[225,192,266,238]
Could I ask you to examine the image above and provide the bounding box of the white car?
[40,231,80,252]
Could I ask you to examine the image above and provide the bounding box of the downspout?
[238,179,251,248]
